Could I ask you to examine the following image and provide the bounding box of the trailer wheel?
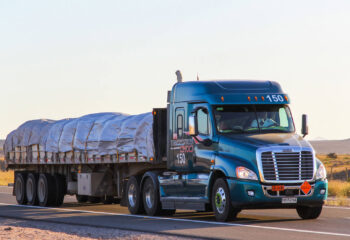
[37,173,56,206]
[26,173,38,205]
[212,178,240,222]
[142,178,162,216]
[76,195,88,203]
[15,172,27,205]
[296,206,323,219]
[53,174,66,206]
[126,176,144,214]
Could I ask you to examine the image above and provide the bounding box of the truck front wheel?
[212,178,240,222]
[296,206,323,219]
[126,176,144,214]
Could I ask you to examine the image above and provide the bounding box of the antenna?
[175,70,183,83]
[197,73,199,81]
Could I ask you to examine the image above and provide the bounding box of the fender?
[211,152,259,179]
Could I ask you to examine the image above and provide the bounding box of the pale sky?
[1,0,350,140]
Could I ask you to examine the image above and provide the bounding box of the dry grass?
[326,196,350,206]
[0,170,14,186]
[0,157,14,186]
[328,180,350,197]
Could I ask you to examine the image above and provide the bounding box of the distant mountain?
[310,139,350,155]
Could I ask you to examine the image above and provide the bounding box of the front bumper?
[227,178,328,209]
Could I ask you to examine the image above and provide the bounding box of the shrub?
[327,153,337,159]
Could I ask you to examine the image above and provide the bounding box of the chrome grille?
[261,151,314,181]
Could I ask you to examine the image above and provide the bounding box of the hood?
[221,133,313,149]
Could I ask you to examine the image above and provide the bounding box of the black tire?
[102,196,115,204]
[26,173,38,206]
[142,178,162,216]
[37,173,56,206]
[126,176,144,214]
[212,178,240,222]
[53,174,66,206]
[15,172,27,205]
[296,206,323,219]
[88,196,101,203]
[76,195,88,203]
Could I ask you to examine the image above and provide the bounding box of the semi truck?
[4,73,328,221]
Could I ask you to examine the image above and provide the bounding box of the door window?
[197,109,210,135]
[177,114,183,137]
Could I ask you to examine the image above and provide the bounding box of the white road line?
[0,203,349,238]
[324,206,350,210]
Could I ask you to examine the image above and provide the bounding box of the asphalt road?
[0,186,349,240]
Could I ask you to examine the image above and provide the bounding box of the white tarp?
[4,112,154,158]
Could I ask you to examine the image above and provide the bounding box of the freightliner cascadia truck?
[4,73,328,221]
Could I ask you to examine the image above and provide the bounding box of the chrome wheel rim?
[26,178,34,202]
[38,178,45,203]
[215,187,226,214]
[128,183,137,207]
[145,185,154,209]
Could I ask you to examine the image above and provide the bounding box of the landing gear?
[126,176,144,214]
[212,178,240,222]
[296,205,323,219]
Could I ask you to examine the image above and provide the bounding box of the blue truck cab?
[154,80,328,221]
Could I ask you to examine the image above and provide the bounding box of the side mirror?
[301,114,308,138]
[189,114,197,136]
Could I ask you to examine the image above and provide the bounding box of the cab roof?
[170,80,289,105]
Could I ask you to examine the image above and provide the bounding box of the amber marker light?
[261,96,265,101]
[211,159,215,164]
[221,96,224,102]
[248,96,251,101]
[153,111,157,115]
[284,96,288,101]
[254,96,258,101]
[150,157,154,161]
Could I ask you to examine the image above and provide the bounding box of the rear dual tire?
[126,176,144,214]
[126,176,175,216]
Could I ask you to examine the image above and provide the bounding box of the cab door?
[187,104,217,197]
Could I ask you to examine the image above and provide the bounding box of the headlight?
[316,163,327,180]
[236,166,258,180]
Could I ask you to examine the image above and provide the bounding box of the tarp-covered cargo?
[4,112,154,164]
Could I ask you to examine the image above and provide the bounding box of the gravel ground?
[0,217,197,240]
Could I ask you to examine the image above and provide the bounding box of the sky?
[1,0,350,140]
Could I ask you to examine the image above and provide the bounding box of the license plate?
[282,197,297,204]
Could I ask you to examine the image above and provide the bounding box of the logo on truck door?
[171,139,194,166]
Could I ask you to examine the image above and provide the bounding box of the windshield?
[214,105,295,134]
